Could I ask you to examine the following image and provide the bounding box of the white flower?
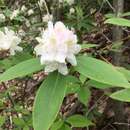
[0,14,5,22]
[59,0,74,5]
[42,14,53,23]
[10,9,19,20]
[0,27,23,55]
[66,0,74,5]
[34,21,81,75]
[25,20,31,27]
[0,13,5,22]
[69,8,75,14]
[38,0,44,7]
[28,9,34,16]
[21,5,27,12]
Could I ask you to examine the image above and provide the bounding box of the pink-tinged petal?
[54,21,66,32]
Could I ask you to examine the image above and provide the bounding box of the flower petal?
[66,54,77,66]
[45,62,58,73]
[58,63,68,75]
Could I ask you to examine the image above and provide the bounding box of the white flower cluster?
[0,28,22,55]
[42,14,53,23]
[0,14,5,22]
[59,0,74,5]
[28,9,34,16]
[10,9,19,20]
[38,0,44,7]
[21,5,27,12]
[35,21,81,75]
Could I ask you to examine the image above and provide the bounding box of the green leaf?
[105,18,130,27]
[88,80,113,89]
[13,118,25,127]
[51,119,64,130]
[23,126,30,130]
[75,56,130,88]
[33,72,67,130]
[79,74,87,83]
[121,12,130,17]
[66,83,80,95]
[78,87,91,106]
[110,89,130,102]
[117,67,130,81]
[60,124,72,130]
[105,13,115,18]
[65,75,80,94]
[66,115,93,127]
[0,58,43,83]
[0,116,5,126]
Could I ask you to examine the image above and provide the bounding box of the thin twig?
[105,0,116,12]
[113,122,130,126]
[43,0,50,17]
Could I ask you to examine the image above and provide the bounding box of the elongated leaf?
[75,56,130,88]
[78,87,91,106]
[33,72,67,130]
[88,80,113,89]
[110,89,130,102]
[51,120,64,130]
[0,116,5,126]
[66,115,93,127]
[117,67,130,81]
[60,124,72,130]
[105,18,130,27]
[122,12,130,17]
[0,58,43,82]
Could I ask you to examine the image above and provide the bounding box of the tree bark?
[112,1,128,130]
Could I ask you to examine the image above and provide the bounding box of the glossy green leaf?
[79,74,87,83]
[0,116,5,126]
[75,56,130,88]
[66,83,80,95]
[110,89,130,102]
[117,67,130,81]
[13,118,25,127]
[66,115,93,127]
[121,12,130,17]
[78,87,91,106]
[88,80,113,89]
[51,120,64,130]
[65,75,80,94]
[0,58,43,83]
[33,72,67,130]
[105,18,130,27]
[23,126,30,130]
[60,124,72,130]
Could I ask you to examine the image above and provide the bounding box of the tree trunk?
[112,0,128,130]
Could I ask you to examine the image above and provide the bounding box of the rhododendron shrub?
[0,27,22,55]
[35,21,81,75]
